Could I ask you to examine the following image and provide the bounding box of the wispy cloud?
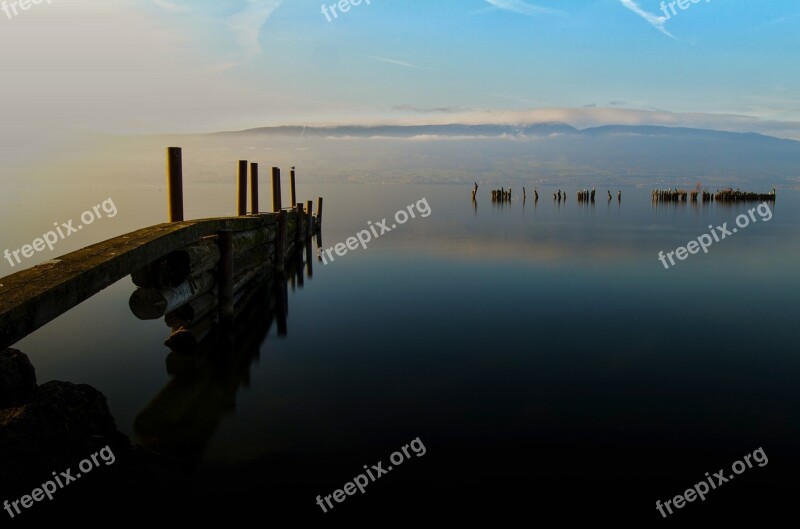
[483,0,563,16]
[619,0,674,38]
[150,0,190,13]
[226,0,283,65]
[752,12,800,33]
[364,55,438,71]
[393,105,472,114]
[149,0,283,71]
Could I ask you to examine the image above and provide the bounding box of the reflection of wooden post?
[167,147,184,222]
[296,247,304,288]
[238,161,247,217]
[306,200,313,239]
[290,168,297,207]
[276,210,287,273]
[295,202,304,246]
[272,167,282,212]
[218,230,234,324]
[316,197,323,230]
[305,240,313,279]
[276,277,288,336]
[250,163,259,214]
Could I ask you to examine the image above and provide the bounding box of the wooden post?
[306,200,313,239]
[295,202,304,246]
[218,230,234,325]
[272,167,282,212]
[316,197,323,230]
[167,147,184,222]
[250,162,259,214]
[290,167,297,207]
[238,160,248,217]
[276,210,287,273]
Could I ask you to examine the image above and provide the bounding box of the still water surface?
[7,183,800,520]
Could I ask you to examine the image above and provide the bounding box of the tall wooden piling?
[306,200,314,238]
[276,210,287,273]
[167,147,184,222]
[238,161,248,217]
[317,197,323,230]
[250,163,259,214]
[272,167,282,212]
[218,230,234,324]
[290,167,297,207]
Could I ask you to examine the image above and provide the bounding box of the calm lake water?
[5,180,800,521]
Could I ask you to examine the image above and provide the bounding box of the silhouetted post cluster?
[470,185,628,206]
[652,189,689,203]
[577,188,596,203]
[651,187,776,204]
[491,187,512,203]
[714,188,776,202]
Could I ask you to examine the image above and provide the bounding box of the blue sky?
[1,0,799,136]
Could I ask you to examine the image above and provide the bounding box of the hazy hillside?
[203,123,800,187]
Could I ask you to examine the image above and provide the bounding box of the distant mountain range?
[207,122,800,186]
[215,122,800,146]
[214,122,579,138]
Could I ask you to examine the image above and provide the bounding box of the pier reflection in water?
[133,243,313,471]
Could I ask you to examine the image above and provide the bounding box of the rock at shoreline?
[0,349,134,498]
[0,348,37,408]
[0,380,131,489]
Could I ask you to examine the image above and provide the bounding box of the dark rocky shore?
[0,348,167,520]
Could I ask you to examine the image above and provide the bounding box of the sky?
[0,0,799,137]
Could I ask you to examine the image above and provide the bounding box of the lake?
[6,171,799,521]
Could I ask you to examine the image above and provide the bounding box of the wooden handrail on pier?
[0,147,322,350]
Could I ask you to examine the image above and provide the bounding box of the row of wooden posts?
[166,147,323,225]
[651,188,777,203]
[131,147,323,343]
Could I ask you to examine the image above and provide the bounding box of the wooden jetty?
[0,147,322,350]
